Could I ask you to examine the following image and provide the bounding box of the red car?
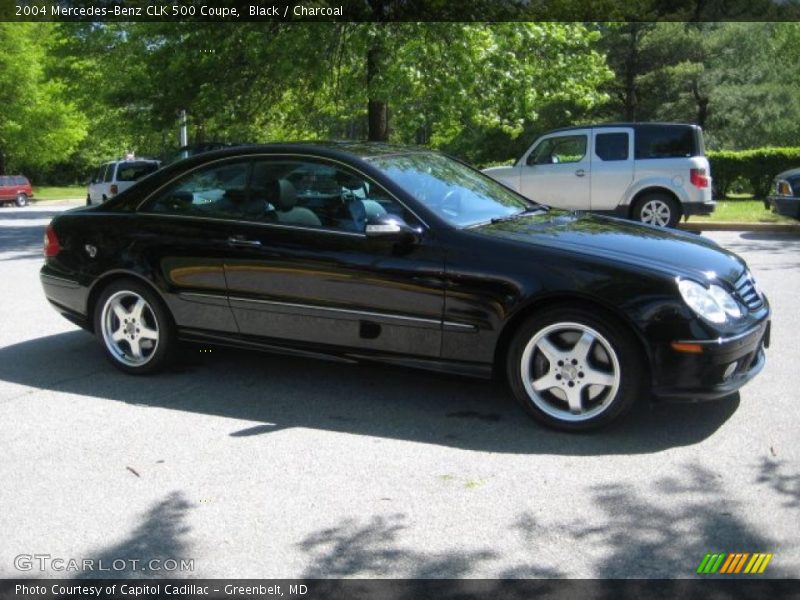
[0,175,34,207]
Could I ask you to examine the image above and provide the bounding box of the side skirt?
[177,328,493,379]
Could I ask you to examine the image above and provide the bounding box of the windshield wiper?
[490,206,548,224]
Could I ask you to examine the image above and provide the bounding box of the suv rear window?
[635,126,699,159]
[116,162,160,182]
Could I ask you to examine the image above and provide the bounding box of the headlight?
[678,279,742,324]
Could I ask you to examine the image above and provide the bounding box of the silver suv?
[484,123,714,227]
[87,158,161,206]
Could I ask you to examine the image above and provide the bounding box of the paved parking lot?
[1,204,798,579]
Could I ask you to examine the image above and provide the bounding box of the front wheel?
[94,279,175,374]
[633,193,680,227]
[506,307,644,431]
[15,193,28,207]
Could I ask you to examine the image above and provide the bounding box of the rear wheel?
[94,279,175,374]
[633,193,680,227]
[506,307,644,431]
[15,193,28,207]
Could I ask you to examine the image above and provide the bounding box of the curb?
[679,221,800,233]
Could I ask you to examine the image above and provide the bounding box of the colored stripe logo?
[697,553,773,574]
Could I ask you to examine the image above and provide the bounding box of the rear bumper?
[652,319,770,401]
[683,200,716,217]
[40,268,91,330]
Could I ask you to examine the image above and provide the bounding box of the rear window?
[635,126,700,159]
[116,162,160,182]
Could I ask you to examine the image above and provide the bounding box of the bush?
[708,147,800,198]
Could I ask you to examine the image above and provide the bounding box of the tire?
[633,193,680,228]
[15,193,28,207]
[506,306,644,432]
[93,279,176,374]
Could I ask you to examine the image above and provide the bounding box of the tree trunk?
[623,25,640,121]
[691,80,709,129]
[366,40,388,141]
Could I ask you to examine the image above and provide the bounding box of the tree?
[0,23,86,174]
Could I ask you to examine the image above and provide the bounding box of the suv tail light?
[690,168,709,188]
[110,184,118,195]
[44,224,61,257]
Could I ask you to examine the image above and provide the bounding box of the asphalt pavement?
[0,204,798,579]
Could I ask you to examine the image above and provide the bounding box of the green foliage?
[0,23,87,175]
[708,148,800,198]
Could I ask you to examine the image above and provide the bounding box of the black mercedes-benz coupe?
[40,143,770,430]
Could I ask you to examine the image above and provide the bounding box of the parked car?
[86,158,161,205]
[0,175,34,207]
[41,143,769,431]
[484,123,715,228]
[766,167,800,219]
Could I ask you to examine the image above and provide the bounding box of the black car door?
[221,157,446,358]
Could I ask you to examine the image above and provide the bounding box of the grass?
[31,186,86,201]
[688,199,796,224]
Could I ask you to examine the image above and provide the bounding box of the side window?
[103,164,115,183]
[250,159,415,233]
[0,177,7,186]
[144,161,251,219]
[528,135,587,165]
[635,126,695,159]
[595,133,629,161]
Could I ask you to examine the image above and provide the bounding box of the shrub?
[708,147,800,198]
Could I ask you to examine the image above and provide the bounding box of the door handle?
[227,236,262,248]
[575,169,586,177]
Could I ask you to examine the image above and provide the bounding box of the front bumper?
[652,319,770,401]
[767,195,800,219]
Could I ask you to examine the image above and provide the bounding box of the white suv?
[87,158,161,206]
[483,123,714,227]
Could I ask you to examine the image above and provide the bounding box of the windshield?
[368,152,535,227]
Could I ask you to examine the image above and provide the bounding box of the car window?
[249,159,415,233]
[0,177,7,186]
[103,164,115,183]
[595,133,629,161]
[528,135,587,165]
[144,160,251,219]
[635,126,696,159]
[370,152,531,228]
[116,162,160,182]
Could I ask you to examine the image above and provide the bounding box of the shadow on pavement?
[0,330,741,456]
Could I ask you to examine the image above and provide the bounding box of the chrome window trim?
[138,211,367,238]
[135,152,430,231]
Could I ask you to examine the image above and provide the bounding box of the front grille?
[734,271,764,311]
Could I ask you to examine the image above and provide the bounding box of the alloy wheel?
[100,290,160,367]
[519,322,621,423]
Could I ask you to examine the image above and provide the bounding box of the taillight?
[44,224,61,257]
[690,168,709,188]
[110,184,118,195]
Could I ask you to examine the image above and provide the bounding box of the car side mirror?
[365,214,422,243]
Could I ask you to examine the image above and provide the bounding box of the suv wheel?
[15,193,28,207]
[506,307,643,431]
[94,279,176,374]
[634,193,680,227]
